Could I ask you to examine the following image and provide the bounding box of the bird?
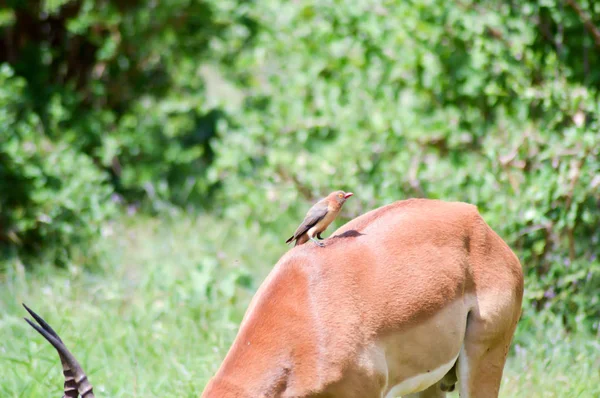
[285,190,354,247]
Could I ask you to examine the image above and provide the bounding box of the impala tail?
[23,304,95,398]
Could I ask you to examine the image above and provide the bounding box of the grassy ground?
[1,215,598,397]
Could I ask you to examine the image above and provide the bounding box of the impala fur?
[24,198,524,398]
[202,199,524,397]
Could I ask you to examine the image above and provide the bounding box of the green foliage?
[208,0,600,332]
[0,0,244,209]
[0,0,599,330]
[0,0,254,261]
[0,65,115,265]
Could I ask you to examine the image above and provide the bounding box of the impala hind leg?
[457,305,521,397]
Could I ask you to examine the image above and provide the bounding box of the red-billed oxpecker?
[285,190,353,247]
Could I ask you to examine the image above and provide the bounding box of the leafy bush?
[0,0,254,262]
[0,0,248,208]
[209,0,600,332]
[0,65,115,265]
[1,0,599,331]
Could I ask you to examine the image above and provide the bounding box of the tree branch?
[565,0,600,48]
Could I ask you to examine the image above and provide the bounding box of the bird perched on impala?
[285,190,353,247]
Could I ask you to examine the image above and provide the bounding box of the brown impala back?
[202,198,524,397]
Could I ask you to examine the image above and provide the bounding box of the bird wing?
[286,200,329,243]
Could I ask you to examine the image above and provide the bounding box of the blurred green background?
[1,0,599,396]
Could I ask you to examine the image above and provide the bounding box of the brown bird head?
[328,190,354,207]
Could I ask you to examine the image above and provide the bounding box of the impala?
[24,198,524,397]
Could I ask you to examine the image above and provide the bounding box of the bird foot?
[310,237,325,247]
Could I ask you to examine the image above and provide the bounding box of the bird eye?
[338,193,344,198]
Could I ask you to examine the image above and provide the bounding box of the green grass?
[1,215,598,397]
[502,309,600,397]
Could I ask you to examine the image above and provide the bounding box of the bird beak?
[344,192,354,199]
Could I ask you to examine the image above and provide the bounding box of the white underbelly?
[384,354,458,397]
[370,297,472,397]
